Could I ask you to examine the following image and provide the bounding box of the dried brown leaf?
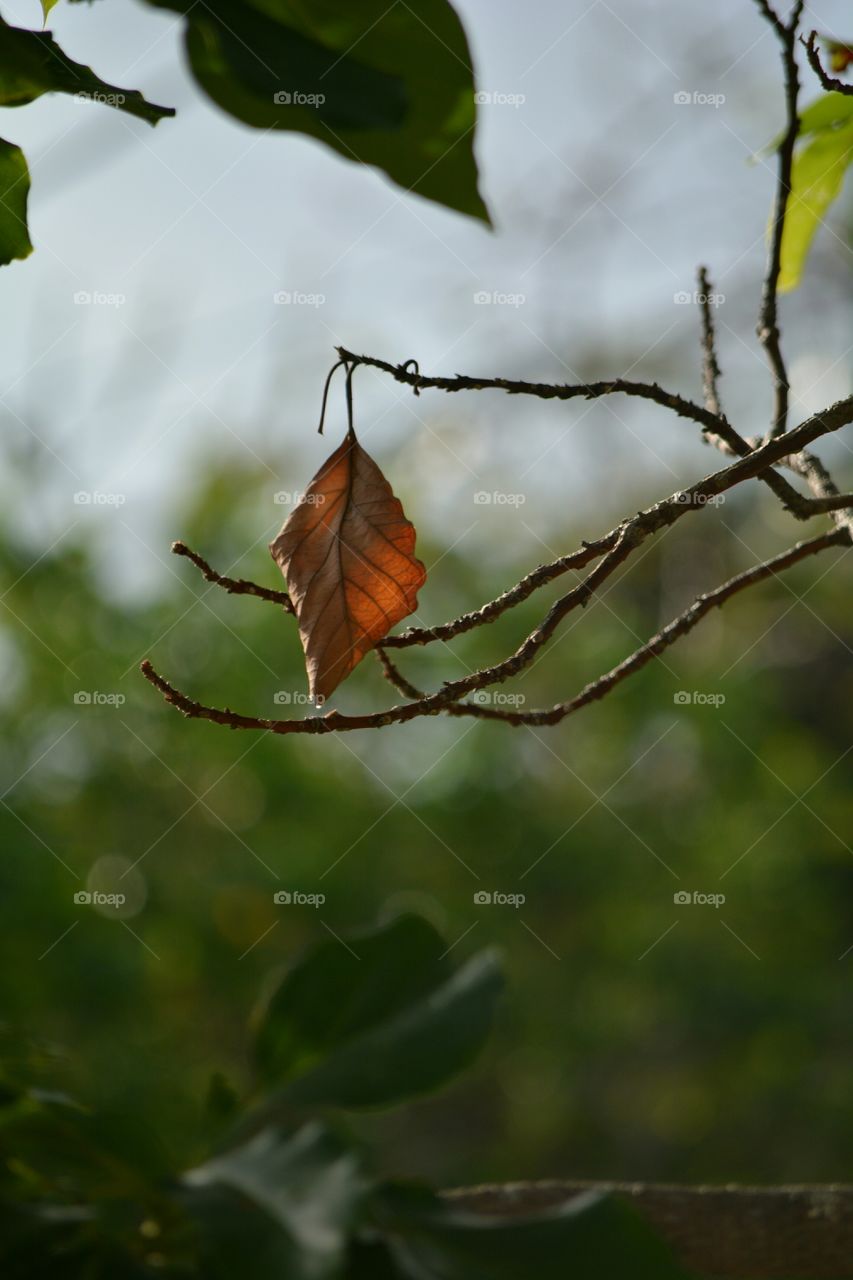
[270,431,426,701]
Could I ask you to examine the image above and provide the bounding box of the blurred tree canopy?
[2,454,852,1190]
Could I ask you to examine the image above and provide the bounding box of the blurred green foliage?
[0,914,690,1277]
[1,450,852,1199]
[0,0,486,267]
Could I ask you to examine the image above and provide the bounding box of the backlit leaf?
[270,429,426,702]
[795,92,853,138]
[779,119,853,291]
[758,91,853,158]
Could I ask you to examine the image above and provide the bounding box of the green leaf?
[369,1183,691,1280]
[779,120,853,291]
[253,914,503,1108]
[797,92,853,138]
[139,0,489,221]
[0,17,174,125]
[40,0,62,23]
[757,92,853,160]
[184,1122,365,1280]
[0,138,33,266]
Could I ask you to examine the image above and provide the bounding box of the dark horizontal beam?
[446,1181,853,1277]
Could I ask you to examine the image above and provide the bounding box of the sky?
[0,0,850,602]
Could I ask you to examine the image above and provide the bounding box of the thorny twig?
[697,266,724,421]
[691,268,812,514]
[141,1,853,736]
[802,29,853,95]
[171,541,293,613]
[335,346,824,519]
[753,0,805,439]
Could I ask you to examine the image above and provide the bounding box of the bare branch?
[784,448,853,537]
[447,528,849,726]
[802,29,853,95]
[142,394,853,735]
[374,647,425,701]
[339,345,825,518]
[336,346,727,435]
[383,533,616,649]
[751,0,787,39]
[171,541,293,612]
[140,528,848,735]
[697,266,724,420]
[139,1,851,758]
[753,0,805,437]
[692,268,815,514]
[791,489,853,516]
[168,393,852,667]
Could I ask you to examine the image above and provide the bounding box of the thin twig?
[752,0,787,39]
[790,488,853,516]
[753,0,805,438]
[784,450,853,537]
[374,647,425,700]
[171,541,294,612]
[383,533,616,648]
[449,529,849,725]
[336,346,727,434]
[457,530,849,724]
[692,267,815,515]
[170,397,853,660]
[338,345,816,518]
[697,266,724,420]
[688,270,853,537]
[802,30,853,95]
[140,529,849,734]
[142,395,853,734]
